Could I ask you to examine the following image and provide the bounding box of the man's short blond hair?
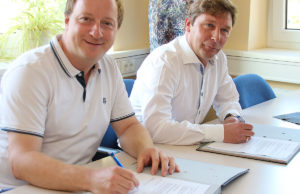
[64,0,124,29]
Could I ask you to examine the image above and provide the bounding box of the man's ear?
[64,17,70,30]
[185,17,192,32]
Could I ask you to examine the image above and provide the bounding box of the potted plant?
[0,0,65,62]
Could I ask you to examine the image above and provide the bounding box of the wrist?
[224,113,245,123]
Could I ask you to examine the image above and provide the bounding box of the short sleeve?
[107,58,134,122]
[0,63,50,137]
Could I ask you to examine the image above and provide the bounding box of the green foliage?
[0,0,66,62]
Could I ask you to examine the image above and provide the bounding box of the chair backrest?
[100,79,135,148]
[123,79,135,97]
[233,74,276,109]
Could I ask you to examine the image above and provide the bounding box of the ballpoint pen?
[0,188,13,192]
[236,115,245,123]
[110,152,124,168]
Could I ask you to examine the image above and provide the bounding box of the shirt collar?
[50,34,101,78]
[177,35,218,66]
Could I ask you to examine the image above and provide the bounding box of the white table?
[6,90,300,194]
[242,90,300,129]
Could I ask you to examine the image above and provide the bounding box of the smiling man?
[0,0,179,193]
[130,0,254,145]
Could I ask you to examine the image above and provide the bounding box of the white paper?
[129,172,210,194]
[206,137,300,159]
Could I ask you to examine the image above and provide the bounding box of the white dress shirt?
[130,35,241,145]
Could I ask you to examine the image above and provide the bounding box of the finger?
[150,151,160,175]
[175,163,180,173]
[114,168,139,190]
[242,123,253,130]
[123,171,139,188]
[238,133,246,143]
[159,152,169,177]
[117,176,136,191]
[110,174,133,194]
[119,168,139,188]
[242,129,255,137]
[136,155,146,173]
[168,156,176,175]
[132,175,139,187]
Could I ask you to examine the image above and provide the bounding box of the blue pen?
[237,115,245,123]
[110,152,124,168]
[0,188,13,192]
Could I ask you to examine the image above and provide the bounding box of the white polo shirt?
[130,35,241,145]
[0,35,134,188]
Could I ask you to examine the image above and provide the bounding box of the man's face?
[63,0,118,64]
[185,12,232,65]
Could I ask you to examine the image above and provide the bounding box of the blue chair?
[93,79,135,160]
[233,74,276,109]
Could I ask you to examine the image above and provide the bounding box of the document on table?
[197,136,300,164]
[130,172,211,194]
[127,157,248,194]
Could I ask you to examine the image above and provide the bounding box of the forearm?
[118,122,154,158]
[10,151,92,192]
[147,118,224,144]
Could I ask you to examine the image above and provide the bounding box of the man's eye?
[105,22,113,26]
[221,29,231,36]
[80,17,90,22]
[222,29,229,33]
[101,20,115,28]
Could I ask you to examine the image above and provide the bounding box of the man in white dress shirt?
[0,0,179,193]
[130,0,254,145]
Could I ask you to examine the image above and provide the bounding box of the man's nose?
[211,29,220,42]
[90,23,103,39]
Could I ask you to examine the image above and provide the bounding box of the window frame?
[268,0,300,50]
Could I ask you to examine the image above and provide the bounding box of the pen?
[110,152,124,168]
[237,115,245,123]
[0,188,13,192]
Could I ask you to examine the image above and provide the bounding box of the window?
[268,0,300,50]
[0,1,25,33]
[0,0,65,62]
[286,0,300,30]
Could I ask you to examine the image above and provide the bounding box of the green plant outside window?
[0,0,66,63]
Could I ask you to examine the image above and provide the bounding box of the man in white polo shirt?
[0,0,179,193]
[130,0,254,145]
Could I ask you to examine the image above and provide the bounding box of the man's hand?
[224,122,254,143]
[136,147,180,177]
[89,166,139,194]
